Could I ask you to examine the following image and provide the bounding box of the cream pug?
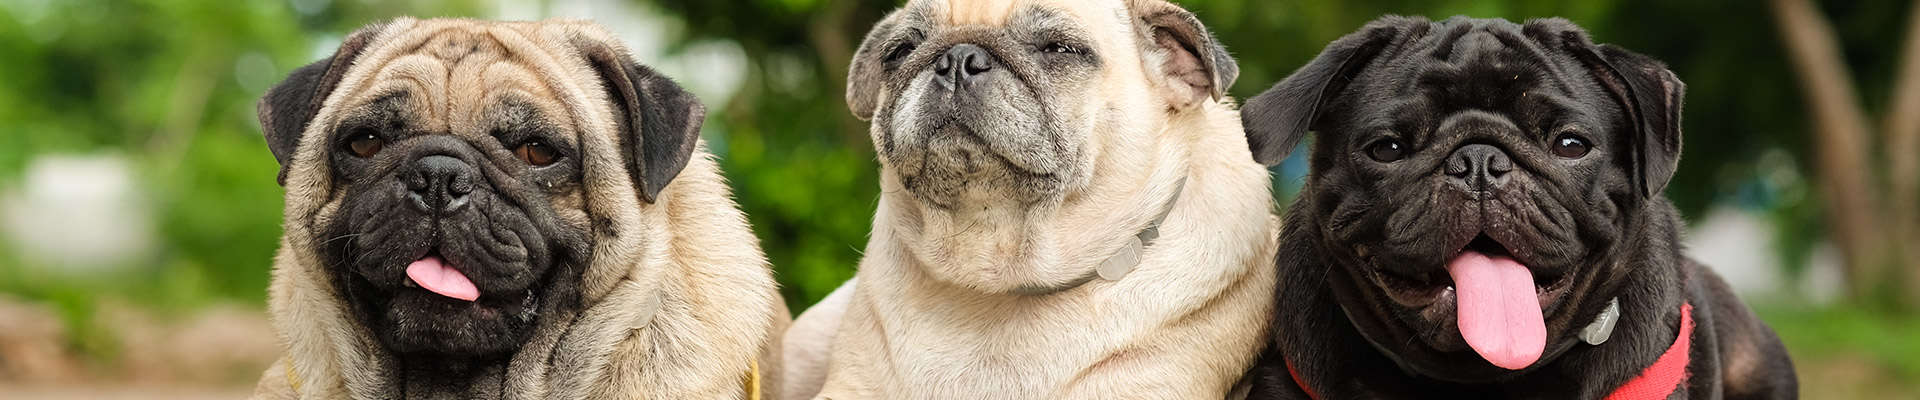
[783,1,1278,398]
[250,18,785,400]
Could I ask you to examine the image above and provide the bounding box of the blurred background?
[0,0,1914,397]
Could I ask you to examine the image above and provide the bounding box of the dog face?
[1243,17,1683,380]
[847,0,1236,292]
[258,20,705,359]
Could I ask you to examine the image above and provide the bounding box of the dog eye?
[883,41,918,64]
[1042,42,1081,55]
[1552,134,1592,159]
[1365,138,1407,163]
[513,139,561,167]
[342,129,384,158]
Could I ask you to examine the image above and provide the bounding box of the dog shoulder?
[779,278,855,400]
[583,145,784,398]
[1686,260,1798,399]
[250,358,298,400]
[661,145,781,335]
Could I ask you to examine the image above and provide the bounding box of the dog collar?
[1581,297,1623,345]
[1012,177,1186,295]
[1284,302,1694,399]
[1098,177,1187,281]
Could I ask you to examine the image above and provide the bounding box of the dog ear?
[1127,0,1238,111]
[1570,41,1685,199]
[1240,17,1421,166]
[257,22,387,185]
[846,10,910,121]
[577,38,707,204]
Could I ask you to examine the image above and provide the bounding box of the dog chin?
[372,287,541,356]
[889,130,1065,209]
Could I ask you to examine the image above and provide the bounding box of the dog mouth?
[1371,235,1553,298]
[1365,232,1574,371]
[378,244,546,313]
[401,250,481,301]
[357,246,548,356]
[892,121,1065,207]
[914,121,1060,176]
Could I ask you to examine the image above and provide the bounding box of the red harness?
[1286,303,1694,399]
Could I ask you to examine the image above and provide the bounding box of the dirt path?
[0,385,252,400]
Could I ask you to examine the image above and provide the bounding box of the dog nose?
[932,44,994,86]
[1445,144,1513,192]
[405,154,475,214]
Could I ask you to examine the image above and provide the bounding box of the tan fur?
[781,278,854,398]
[250,18,784,400]
[945,0,1018,25]
[788,1,1280,398]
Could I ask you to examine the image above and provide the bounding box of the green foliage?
[1761,302,1920,380]
[652,0,896,309]
[0,0,487,323]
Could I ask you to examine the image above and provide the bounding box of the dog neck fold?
[1098,177,1187,281]
[1014,177,1187,295]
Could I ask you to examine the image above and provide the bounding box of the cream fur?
[788,1,1280,398]
[250,18,784,400]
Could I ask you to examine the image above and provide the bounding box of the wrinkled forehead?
[1394,20,1581,99]
[912,0,1132,43]
[1352,20,1602,121]
[329,21,587,145]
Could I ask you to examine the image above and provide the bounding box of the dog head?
[847,0,1238,293]
[1243,16,1683,380]
[259,19,704,359]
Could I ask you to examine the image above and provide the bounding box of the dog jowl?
[1240,16,1795,398]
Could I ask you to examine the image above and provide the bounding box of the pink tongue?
[1446,251,1544,370]
[405,256,480,301]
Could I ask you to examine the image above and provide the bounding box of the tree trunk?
[1884,0,1920,306]
[1769,0,1891,297]
[808,0,870,147]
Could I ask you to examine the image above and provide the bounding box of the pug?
[248,18,786,400]
[780,0,1280,398]
[1237,16,1797,399]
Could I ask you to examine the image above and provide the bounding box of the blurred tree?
[1770,0,1920,306]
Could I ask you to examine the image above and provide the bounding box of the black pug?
[1237,16,1797,399]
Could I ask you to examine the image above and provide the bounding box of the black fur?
[1239,16,1796,399]
[577,38,707,204]
[257,22,385,185]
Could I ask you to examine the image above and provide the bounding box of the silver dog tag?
[1580,297,1621,346]
[1099,236,1143,281]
